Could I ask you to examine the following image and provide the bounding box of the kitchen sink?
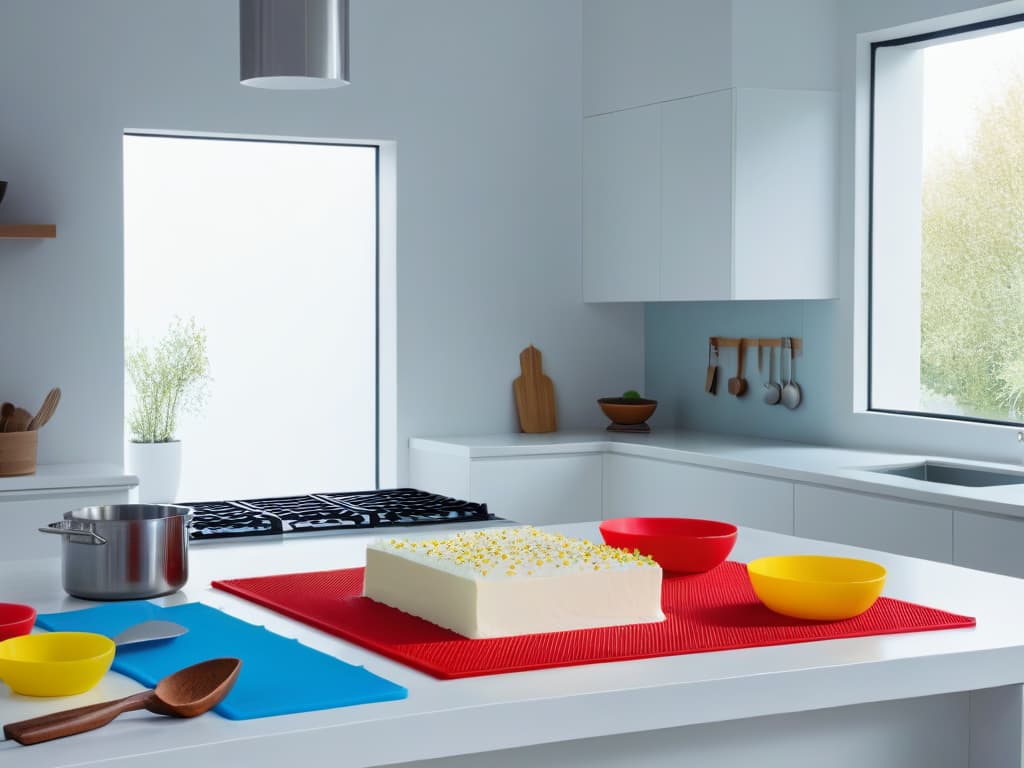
[865,461,1024,487]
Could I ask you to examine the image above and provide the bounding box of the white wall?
[582,0,732,116]
[582,0,838,118]
[731,0,840,90]
[0,0,644,486]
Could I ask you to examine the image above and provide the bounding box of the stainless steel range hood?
[240,0,350,89]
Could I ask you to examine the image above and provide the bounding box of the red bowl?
[0,603,36,641]
[599,517,737,573]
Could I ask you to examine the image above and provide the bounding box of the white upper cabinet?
[582,0,839,302]
[582,104,661,302]
[731,89,838,300]
[659,90,734,300]
[583,88,838,302]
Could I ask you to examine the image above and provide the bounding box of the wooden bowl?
[0,430,38,477]
[597,397,658,425]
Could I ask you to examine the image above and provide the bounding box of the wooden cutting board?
[513,345,557,433]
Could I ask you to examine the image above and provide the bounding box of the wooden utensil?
[3,657,241,746]
[0,403,12,432]
[27,387,61,431]
[727,340,748,396]
[513,345,557,433]
[705,340,719,395]
[3,407,32,432]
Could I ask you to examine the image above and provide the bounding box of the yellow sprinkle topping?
[372,526,659,579]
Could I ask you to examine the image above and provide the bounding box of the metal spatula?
[111,620,188,647]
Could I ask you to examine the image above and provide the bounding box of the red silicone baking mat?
[212,562,975,679]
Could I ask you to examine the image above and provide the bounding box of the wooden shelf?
[0,224,56,239]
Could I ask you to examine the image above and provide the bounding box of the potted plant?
[597,389,658,432]
[125,317,210,503]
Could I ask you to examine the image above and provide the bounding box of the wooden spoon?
[727,340,748,397]
[3,657,241,746]
[3,407,32,432]
[27,387,61,431]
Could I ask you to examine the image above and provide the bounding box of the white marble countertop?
[2,521,1023,767]
[0,464,137,494]
[411,430,1024,519]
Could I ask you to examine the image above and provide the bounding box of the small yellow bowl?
[0,632,115,697]
[747,555,887,621]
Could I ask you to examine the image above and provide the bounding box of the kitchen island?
[1,521,1023,768]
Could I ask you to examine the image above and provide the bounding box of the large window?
[124,134,378,500]
[870,14,1024,425]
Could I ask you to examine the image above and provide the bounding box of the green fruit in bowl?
[622,390,642,400]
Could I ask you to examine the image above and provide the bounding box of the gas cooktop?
[184,488,493,541]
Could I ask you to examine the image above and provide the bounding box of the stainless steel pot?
[39,504,193,600]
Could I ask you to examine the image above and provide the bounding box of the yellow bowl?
[0,632,115,696]
[747,555,887,621]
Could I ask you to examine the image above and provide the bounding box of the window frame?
[866,11,1024,429]
[122,129,397,489]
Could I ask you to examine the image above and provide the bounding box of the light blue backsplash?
[645,300,837,443]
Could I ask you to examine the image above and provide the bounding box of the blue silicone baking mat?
[36,601,407,719]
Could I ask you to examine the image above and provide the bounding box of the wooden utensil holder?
[710,337,802,352]
[0,430,38,476]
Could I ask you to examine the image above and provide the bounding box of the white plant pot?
[127,441,183,504]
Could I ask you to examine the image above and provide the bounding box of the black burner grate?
[184,488,491,541]
[185,501,282,539]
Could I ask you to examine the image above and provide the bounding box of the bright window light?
[124,134,377,500]
[870,17,1024,425]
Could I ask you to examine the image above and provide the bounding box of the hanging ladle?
[781,337,802,410]
[3,657,241,746]
[761,342,781,405]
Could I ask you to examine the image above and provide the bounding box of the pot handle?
[38,522,107,545]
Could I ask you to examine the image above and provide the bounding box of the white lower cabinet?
[794,485,953,563]
[469,455,603,526]
[602,454,794,534]
[954,510,1024,578]
[0,487,131,562]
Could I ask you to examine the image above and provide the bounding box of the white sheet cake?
[363,525,665,638]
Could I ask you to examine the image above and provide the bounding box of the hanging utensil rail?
[709,337,802,352]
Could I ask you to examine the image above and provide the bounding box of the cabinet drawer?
[794,485,952,563]
[954,510,1024,578]
[602,454,793,534]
